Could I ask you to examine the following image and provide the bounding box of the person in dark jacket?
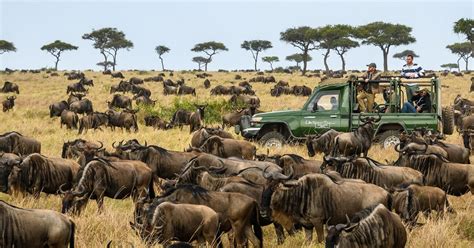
[401,88,431,113]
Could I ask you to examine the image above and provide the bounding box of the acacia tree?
[191,41,228,71]
[155,45,170,71]
[0,40,16,54]
[192,56,210,70]
[262,56,279,71]
[319,24,356,74]
[82,27,133,71]
[241,40,272,71]
[40,40,78,70]
[440,63,459,70]
[453,18,474,54]
[333,37,359,72]
[280,26,320,75]
[356,22,416,71]
[286,53,311,68]
[446,42,471,71]
[393,50,419,61]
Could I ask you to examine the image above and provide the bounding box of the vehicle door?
[299,89,342,135]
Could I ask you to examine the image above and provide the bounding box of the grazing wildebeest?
[190,127,234,148]
[131,201,221,247]
[66,81,88,94]
[178,85,196,96]
[261,172,391,243]
[0,200,76,248]
[131,84,151,98]
[1,81,20,94]
[107,94,132,109]
[306,129,342,156]
[129,77,144,84]
[106,109,139,132]
[15,153,80,197]
[61,158,155,215]
[210,85,231,95]
[152,184,263,248]
[200,135,256,160]
[67,93,85,105]
[144,115,170,130]
[67,71,84,80]
[229,94,261,108]
[203,79,211,88]
[163,83,178,95]
[0,131,41,156]
[144,76,164,82]
[326,204,407,248]
[221,108,255,127]
[134,95,156,106]
[110,80,133,94]
[79,77,93,86]
[111,71,125,78]
[189,104,207,133]
[274,154,323,178]
[170,109,192,130]
[292,85,312,96]
[332,114,381,156]
[0,152,22,193]
[78,112,109,134]
[60,110,79,129]
[49,100,69,117]
[2,96,16,112]
[69,98,93,115]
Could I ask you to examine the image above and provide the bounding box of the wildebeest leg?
[304,227,313,244]
[244,226,261,248]
[311,218,324,243]
[273,223,286,245]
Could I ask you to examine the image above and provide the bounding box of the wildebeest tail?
[132,114,139,132]
[148,178,156,199]
[387,191,393,211]
[78,119,83,134]
[251,204,263,247]
[332,136,340,156]
[69,220,75,248]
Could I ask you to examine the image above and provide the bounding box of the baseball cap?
[366,63,377,68]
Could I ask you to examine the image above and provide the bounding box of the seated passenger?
[401,88,431,113]
[330,96,338,110]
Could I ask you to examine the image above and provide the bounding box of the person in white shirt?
[401,54,424,78]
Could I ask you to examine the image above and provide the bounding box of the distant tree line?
[0,18,472,73]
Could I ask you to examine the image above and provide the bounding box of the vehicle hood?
[253,109,301,118]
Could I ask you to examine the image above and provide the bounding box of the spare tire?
[442,106,455,135]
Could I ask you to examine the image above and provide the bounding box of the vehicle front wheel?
[259,131,286,148]
[376,130,401,149]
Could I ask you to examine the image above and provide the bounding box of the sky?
[0,0,472,71]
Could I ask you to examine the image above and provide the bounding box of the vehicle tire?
[259,131,286,148]
[376,130,401,149]
[442,106,455,135]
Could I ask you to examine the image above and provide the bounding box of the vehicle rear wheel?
[376,130,401,149]
[259,131,286,148]
[442,106,455,135]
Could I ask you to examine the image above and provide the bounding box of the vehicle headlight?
[251,117,262,122]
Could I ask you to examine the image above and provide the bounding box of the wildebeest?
[2,96,16,112]
[326,204,407,248]
[170,109,192,129]
[135,95,156,106]
[144,76,164,82]
[144,115,171,130]
[49,100,69,117]
[67,93,85,105]
[306,129,342,156]
[131,84,151,98]
[261,172,391,243]
[78,112,109,134]
[203,79,211,88]
[0,131,41,156]
[61,139,102,159]
[163,83,178,95]
[291,85,312,96]
[131,201,220,247]
[110,80,133,94]
[332,114,381,156]
[210,85,231,95]
[69,98,93,115]
[111,71,125,78]
[399,153,474,195]
[222,108,255,127]
[106,109,139,132]
[152,184,263,248]
[190,127,234,148]
[60,110,79,129]
[270,86,292,97]
[67,71,84,80]
[0,200,76,248]
[200,135,256,160]
[107,94,132,109]
[1,81,20,94]
[66,81,88,94]
[178,85,196,96]
[323,155,423,188]
[275,154,323,178]
[392,183,454,225]
[189,104,207,133]
[79,77,94,86]
[16,153,80,197]
[129,77,144,84]
[61,158,154,215]
[0,152,22,193]
[229,94,260,108]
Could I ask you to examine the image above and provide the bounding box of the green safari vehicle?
[235,77,454,148]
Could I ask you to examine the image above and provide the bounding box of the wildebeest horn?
[394,143,405,153]
[96,141,104,150]
[144,141,148,147]
[345,214,351,225]
[59,183,68,194]
[112,141,118,148]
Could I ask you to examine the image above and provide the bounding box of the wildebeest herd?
[0,71,473,248]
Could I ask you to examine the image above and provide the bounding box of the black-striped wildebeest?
[0,131,41,156]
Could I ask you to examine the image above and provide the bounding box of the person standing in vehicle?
[401,54,425,100]
[357,62,381,113]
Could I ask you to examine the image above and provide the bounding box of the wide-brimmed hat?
[416,88,429,93]
[366,63,377,68]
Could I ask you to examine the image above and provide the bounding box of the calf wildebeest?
[49,100,69,117]
[189,104,207,133]
[1,81,20,94]
[0,152,22,193]
[0,131,41,156]
[60,110,79,129]
[332,114,381,156]
[106,109,139,132]
[2,96,16,112]
[61,158,154,215]
[306,129,342,156]
[67,93,85,105]
[131,84,151,98]
[111,71,125,78]
[323,155,423,188]
[152,184,263,248]
[221,108,255,127]
[134,95,156,106]
[200,135,256,160]
[177,85,196,96]
[326,204,407,248]
[203,79,211,88]
[107,94,132,109]
[66,81,88,94]
[261,172,391,243]
[144,115,170,130]
[210,85,231,95]
[131,201,221,247]
[129,77,144,84]
[190,127,234,147]
[69,98,93,115]
[16,153,80,197]
[392,183,454,225]
[163,83,178,95]
[170,109,192,129]
[0,200,76,248]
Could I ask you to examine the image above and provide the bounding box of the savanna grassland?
[0,70,473,247]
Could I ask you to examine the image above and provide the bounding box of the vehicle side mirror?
[312,104,318,112]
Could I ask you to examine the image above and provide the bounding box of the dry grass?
[0,70,473,247]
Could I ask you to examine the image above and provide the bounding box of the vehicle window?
[308,91,339,111]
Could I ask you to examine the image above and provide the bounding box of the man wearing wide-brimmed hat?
[357,62,381,113]
[401,88,432,113]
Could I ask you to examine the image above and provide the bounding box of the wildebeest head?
[326,216,358,248]
[260,166,293,218]
[112,139,148,160]
[200,136,225,157]
[60,184,89,214]
[194,104,208,119]
[0,152,21,193]
[176,157,226,185]
[321,155,356,172]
